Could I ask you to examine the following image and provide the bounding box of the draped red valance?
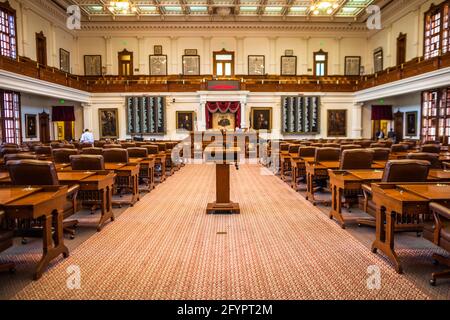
[52,106,75,122]
[371,105,393,121]
[205,101,241,129]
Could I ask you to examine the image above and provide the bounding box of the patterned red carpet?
[10,164,430,299]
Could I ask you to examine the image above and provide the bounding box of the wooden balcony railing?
[1,52,450,94]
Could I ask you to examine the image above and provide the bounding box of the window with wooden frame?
[35,31,47,66]
[0,1,17,60]
[314,50,328,76]
[424,1,450,59]
[213,49,234,77]
[397,33,407,65]
[0,90,21,144]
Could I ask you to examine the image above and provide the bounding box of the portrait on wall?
[84,55,102,76]
[154,45,163,55]
[149,55,168,76]
[176,111,195,132]
[25,114,37,138]
[373,48,383,73]
[212,113,236,131]
[248,55,265,76]
[59,48,70,73]
[182,55,200,75]
[99,108,119,138]
[345,56,361,76]
[327,110,347,137]
[250,108,272,132]
[281,56,297,76]
[406,111,418,136]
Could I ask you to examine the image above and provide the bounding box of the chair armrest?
[67,184,80,196]
[430,202,450,221]
[361,184,372,195]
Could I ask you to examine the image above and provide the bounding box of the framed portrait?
[250,108,272,132]
[345,56,361,76]
[281,56,297,76]
[84,55,102,76]
[25,114,37,138]
[59,48,70,73]
[99,108,119,138]
[248,55,265,76]
[406,111,418,136]
[373,48,383,73]
[176,111,195,132]
[154,45,163,55]
[184,49,197,56]
[149,55,168,76]
[212,113,236,131]
[285,49,294,56]
[327,110,347,137]
[182,55,200,75]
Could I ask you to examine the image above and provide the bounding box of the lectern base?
[206,202,240,214]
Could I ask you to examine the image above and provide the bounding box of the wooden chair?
[52,148,79,164]
[0,210,15,274]
[428,202,450,286]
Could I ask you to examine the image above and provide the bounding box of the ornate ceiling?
[53,0,384,22]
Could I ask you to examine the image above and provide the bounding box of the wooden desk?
[153,153,167,182]
[290,157,315,190]
[54,163,71,171]
[129,157,143,164]
[105,163,126,171]
[114,164,140,206]
[136,157,156,191]
[205,147,240,214]
[305,161,340,205]
[57,171,96,185]
[1,185,69,280]
[428,169,450,181]
[371,183,450,273]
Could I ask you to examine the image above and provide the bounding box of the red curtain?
[205,101,241,129]
[371,105,393,120]
[52,106,75,122]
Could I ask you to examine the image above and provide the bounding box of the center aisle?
[13,164,428,299]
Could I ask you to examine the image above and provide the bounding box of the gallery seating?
[361,160,431,219]
[428,202,450,286]
[70,155,105,171]
[7,160,80,238]
[407,152,442,169]
[52,148,79,163]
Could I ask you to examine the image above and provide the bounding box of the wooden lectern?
[205,146,241,214]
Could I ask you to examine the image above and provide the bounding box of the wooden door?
[64,121,73,141]
[35,31,47,66]
[39,112,50,143]
[394,111,404,142]
[397,33,407,66]
[118,49,133,76]
[372,120,381,140]
[213,49,235,77]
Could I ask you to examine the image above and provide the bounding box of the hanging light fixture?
[108,0,136,14]
[309,0,340,15]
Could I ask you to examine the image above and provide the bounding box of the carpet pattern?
[7,164,431,299]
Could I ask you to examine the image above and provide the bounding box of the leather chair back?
[370,143,386,148]
[142,145,159,155]
[288,145,300,154]
[323,143,340,148]
[310,143,323,148]
[0,147,20,157]
[369,148,391,161]
[103,148,129,163]
[340,144,361,152]
[157,144,167,152]
[121,142,136,149]
[7,160,59,185]
[50,142,65,149]
[52,148,79,163]
[391,144,407,152]
[127,147,148,158]
[34,146,52,155]
[94,141,106,148]
[81,147,103,155]
[421,144,441,154]
[70,155,105,171]
[407,152,441,169]
[340,150,374,170]
[382,160,431,183]
[4,154,37,162]
[299,147,317,158]
[80,143,94,149]
[104,144,122,149]
[280,143,290,152]
[315,148,340,162]
[63,144,76,149]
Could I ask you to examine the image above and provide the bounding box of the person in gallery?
[80,129,94,144]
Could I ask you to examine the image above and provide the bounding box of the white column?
[82,103,93,135]
[73,36,79,74]
[137,36,146,75]
[236,37,245,74]
[20,5,29,57]
[170,36,179,74]
[303,36,310,74]
[269,37,277,74]
[198,97,207,131]
[105,36,113,75]
[334,37,342,75]
[50,23,57,67]
[386,25,393,67]
[351,102,363,139]
[240,96,248,129]
[203,36,212,75]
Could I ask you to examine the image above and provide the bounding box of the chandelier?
[309,1,340,15]
[108,0,137,14]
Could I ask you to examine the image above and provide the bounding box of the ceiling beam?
[258,0,267,16]
[282,0,294,16]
